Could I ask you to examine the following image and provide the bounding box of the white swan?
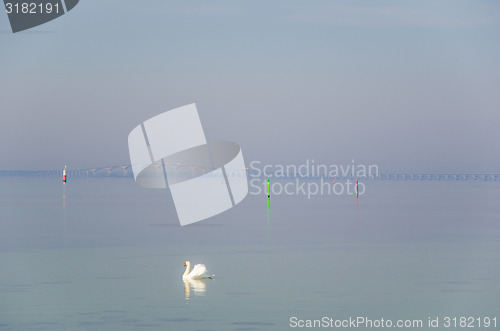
[182,261,214,280]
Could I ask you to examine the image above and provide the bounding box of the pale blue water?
[1,177,499,330]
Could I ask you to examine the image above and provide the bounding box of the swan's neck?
[183,262,191,279]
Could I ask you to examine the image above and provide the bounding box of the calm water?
[0,177,499,330]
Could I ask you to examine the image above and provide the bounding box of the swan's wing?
[188,264,207,278]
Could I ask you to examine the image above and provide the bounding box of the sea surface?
[0,177,499,330]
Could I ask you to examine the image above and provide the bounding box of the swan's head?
[184,261,189,267]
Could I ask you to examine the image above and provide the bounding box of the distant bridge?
[7,165,497,182]
[26,163,214,178]
[371,173,498,181]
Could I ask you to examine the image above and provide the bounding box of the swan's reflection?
[183,278,207,299]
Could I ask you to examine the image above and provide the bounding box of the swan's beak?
[184,263,186,267]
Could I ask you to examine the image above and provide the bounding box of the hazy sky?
[1,0,499,173]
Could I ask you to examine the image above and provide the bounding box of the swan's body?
[183,261,213,280]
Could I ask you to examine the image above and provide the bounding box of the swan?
[183,261,214,280]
